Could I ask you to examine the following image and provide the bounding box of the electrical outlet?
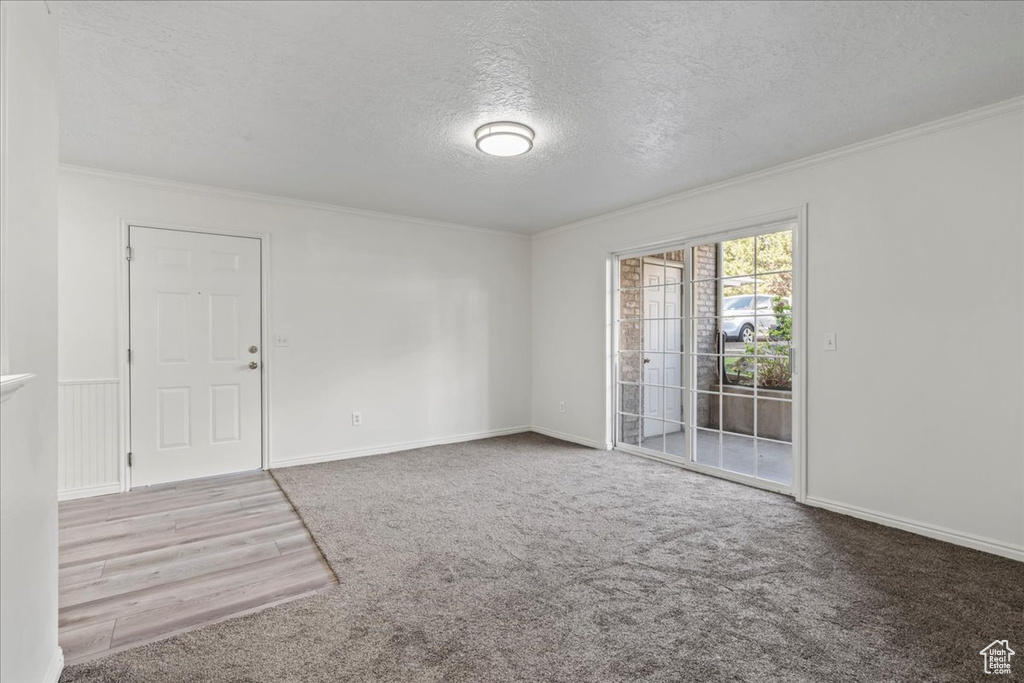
[824,332,837,351]
[351,411,362,426]
[559,401,566,413]
[274,334,290,348]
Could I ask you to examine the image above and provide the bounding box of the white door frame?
[117,219,273,491]
[609,206,808,502]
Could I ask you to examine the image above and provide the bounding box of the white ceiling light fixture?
[474,121,535,157]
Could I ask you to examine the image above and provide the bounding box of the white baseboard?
[43,647,64,683]
[271,426,533,469]
[804,496,1024,563]
[58,482,122,501]
[530,426,612,451]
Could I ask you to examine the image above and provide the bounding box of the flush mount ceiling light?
[474,121,535,157]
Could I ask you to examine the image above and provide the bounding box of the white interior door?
[643,262,683,436]
[129,227,262,487]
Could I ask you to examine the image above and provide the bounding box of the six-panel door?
[642,261,684,437]
[129,227,262,486]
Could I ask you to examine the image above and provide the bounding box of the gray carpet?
[61,433,1023,682]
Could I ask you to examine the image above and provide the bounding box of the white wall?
[56,98,1023,560]
[57,169,532,484]
[532,104,1024,559]
[0,2,63,682]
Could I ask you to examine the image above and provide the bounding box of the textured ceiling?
[55,1,1024,233]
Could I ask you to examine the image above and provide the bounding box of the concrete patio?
[641,428,791,485]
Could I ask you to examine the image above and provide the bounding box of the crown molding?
[532,95,1024,240]
[57,164,528,240]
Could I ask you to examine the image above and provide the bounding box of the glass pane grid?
[618,232,793,486]
[694,427,722,469]
[620,283,679,291]
[618,380,686,390]
[619,352,689,360]
[623,315,685,323]
[677,229,793,485]
[691,268,794,285]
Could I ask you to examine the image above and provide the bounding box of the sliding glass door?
[614,222,797,493]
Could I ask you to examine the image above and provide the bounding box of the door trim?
[609,206,808,502]
[117,219,273,491]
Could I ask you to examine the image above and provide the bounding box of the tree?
[721,230,792,297]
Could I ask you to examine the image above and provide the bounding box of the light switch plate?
[824,332,837,351]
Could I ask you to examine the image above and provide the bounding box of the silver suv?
[721,295,787,343]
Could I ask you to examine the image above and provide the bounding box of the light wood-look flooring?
[58,470,337,665]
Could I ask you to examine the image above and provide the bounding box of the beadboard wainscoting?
[58,380,122,500]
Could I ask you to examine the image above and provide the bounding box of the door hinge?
[125,246,133,261]
[127,452,132,467]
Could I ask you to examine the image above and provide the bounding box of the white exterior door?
[129,227,262,487]
[643,261,683,436]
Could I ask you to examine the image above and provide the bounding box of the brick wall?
[692,244,719,428]
[618,257,643,443]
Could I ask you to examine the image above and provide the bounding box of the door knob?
[643,357,651,364]
[248,361,259,370]
[248,345,259,354]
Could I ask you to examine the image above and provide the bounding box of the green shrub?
[734,296,792,390]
